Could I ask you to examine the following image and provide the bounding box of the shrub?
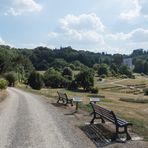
[98,78,102,81]
[68,80,78,90]
[98,64,109,76]
[75,69,94,91]
[28,71,44,90]
[144,88,148,95]
[62,67,73,80]
[0,78,8,89]
[90,87,99,94]
[120,75,128,79]
[4,72,17,86]
[100,74,106,78]
[44,68,70,88]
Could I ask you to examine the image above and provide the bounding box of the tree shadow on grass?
[80,123,116,147]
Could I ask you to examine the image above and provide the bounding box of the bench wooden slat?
[90,102,133,141]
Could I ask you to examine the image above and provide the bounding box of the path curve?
[0,88,94,148]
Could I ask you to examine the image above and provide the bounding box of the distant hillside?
[0,45,148,74]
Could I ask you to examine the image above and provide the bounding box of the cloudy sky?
[0,0,148,54]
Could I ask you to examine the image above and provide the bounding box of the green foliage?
[28,71,43,90]
[93,64,100,71]
[0,45,148,79]
[0,78,8,89]
[68,80,78,90]
[119,65,132,77]
[44,68,70,88]
[69,64,75,70]
[98,64,109,76]
[134,59,144,73]
[100,74,106,78]
[4,72,17,86]
[90,87,99,94]
[49,59,68,70]
[144,88,148,95]
[110,63,118,74]
[113,54,123,66]
[62,67,73,80]
[75,69,94,91]
[72,60,87,70]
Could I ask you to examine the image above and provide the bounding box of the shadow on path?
[80,123,117,147]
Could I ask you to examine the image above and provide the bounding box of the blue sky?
[0,0,148,54]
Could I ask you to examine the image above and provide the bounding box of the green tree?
[75,69,94,91]
[98,64,109,76]
[49,59,68,70]
[4,71,17,86]
[62,67,73,80]
[93,64,100,71]
[28,71,43,90]
[134,59,144,73]
[143,61,148,74]
[119,65,132,77]
[44,68,69,88]
[113,54,123,66]
[0,78,8,89]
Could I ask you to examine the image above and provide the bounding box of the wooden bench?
[90,102,133,141]
[57,91,73,106]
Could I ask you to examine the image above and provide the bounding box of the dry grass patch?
[0,90,7,102]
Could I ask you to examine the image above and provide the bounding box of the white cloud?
[107,32,131,41]
[120,0,141,20]
[129,28,148,42]
[110,28,148,43]
[59,13,105,32]
[5,0,42,16]
[0,37,6,45]
[48,13,105,48]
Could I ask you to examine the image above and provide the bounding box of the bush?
[90,87,99,94]
[98,64,109,76]
[144,88,148,95]
[0,78,8,89]
[4,72,17,86]
[120,75,128,79]
[68,80,78,90]
[100,74,106,78]
[44,68,70,88]
[28,71,44,90]
[62,67,73,80]
[75,69,94,91]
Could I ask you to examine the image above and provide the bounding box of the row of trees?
[0,45,148,92]
[27,67,96,92]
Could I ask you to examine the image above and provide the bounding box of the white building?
[123,58,134,69]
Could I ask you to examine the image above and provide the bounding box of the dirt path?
[0,88,94,148]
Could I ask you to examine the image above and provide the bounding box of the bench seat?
[90,102,133,141]
[57,91,73,106]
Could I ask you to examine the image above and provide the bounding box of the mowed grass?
[18,76,148,140]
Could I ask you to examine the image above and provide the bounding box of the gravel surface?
[0,88,95,148]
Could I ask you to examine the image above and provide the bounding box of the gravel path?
[0,88,94,148]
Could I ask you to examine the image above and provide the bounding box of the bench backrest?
[91,103,117,124]
[57,91,68,100]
